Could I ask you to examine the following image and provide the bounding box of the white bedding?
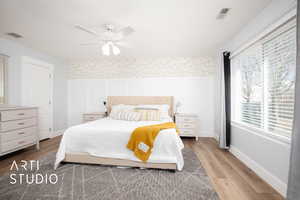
[55,117,184,170]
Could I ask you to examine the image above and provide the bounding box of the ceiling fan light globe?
[112,45,120,55]
[102,44,110,56]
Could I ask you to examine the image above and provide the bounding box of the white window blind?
[232,43,263,128]
[232,18,296,138]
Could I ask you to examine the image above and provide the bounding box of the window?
[231,18,296,138]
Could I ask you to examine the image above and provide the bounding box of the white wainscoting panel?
[68,77,215,137]
[84,79,106,113]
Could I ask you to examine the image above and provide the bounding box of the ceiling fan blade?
[80,42,100,46]
[75,25,99,36]
[119,26,134,36]
[115,41,131,48]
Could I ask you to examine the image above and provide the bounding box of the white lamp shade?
[175,101,182,113]
[112,44,120,55]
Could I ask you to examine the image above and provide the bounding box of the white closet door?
[21,57,53,140]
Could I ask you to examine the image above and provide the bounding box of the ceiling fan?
[75,24,134,56]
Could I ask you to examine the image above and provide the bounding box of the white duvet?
[55,117,184,170]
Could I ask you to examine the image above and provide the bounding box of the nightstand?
[82,112,106,123]
[175,113,198,141]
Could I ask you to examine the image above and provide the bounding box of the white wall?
[68,77,216,137]
[216,0,297,196]
[0,38,68,131]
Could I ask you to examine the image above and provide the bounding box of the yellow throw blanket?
[127,122,178,162]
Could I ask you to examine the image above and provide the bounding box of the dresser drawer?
[0,118,36,132]
[176,122,196,129]
[0,109,37,122]
[178,128,194,136]
[176,117,197,124]
[1,127,37,143]
[1,135,36,153]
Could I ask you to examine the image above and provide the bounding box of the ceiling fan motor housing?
[105,24,115,32]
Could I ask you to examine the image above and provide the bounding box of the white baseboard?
[52,129,65,138]
[198,131,216,138]
[229,145,287,197]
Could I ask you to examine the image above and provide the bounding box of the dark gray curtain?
[218,52,231,149]
[287,1,300,199]
[223,52,231,148]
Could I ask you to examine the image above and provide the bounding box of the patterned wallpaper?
[68,57,216,79]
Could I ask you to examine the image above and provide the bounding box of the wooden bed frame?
[63,96,177,170]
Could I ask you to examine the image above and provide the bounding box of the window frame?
[230,9,296,144]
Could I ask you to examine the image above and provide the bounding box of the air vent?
[216,8,230,19]
[6,32,23,38]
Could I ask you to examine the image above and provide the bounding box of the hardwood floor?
[184,138,284,200]
[0,136,284,200]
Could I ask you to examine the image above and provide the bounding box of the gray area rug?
[0,148,219,200]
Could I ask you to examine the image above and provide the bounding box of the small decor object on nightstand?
[83,112,106,123]
[175,113,198,141]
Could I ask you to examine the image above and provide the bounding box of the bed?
[55,96,184,170]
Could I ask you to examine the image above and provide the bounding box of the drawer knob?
[18,113,25,116]
[18,123,25,125]
[18,132,25,135]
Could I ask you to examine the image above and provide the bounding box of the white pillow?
[135,107,159,111]
[109,104,135,118]
[114,110,141,121]
[136,104,170,119]
[135,109,161,121]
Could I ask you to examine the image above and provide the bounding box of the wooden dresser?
[0,105,39,156]
[175,113,198,140]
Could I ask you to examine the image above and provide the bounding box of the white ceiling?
[0,0,272,61]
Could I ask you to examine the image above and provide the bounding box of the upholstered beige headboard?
[107,96,174,116]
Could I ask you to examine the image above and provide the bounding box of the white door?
[21,57,53,140]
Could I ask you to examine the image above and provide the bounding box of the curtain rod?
[230,8,296,59]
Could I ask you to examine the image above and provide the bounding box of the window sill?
[231,121,291,146]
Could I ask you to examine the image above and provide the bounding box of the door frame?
[21,56,54,139]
